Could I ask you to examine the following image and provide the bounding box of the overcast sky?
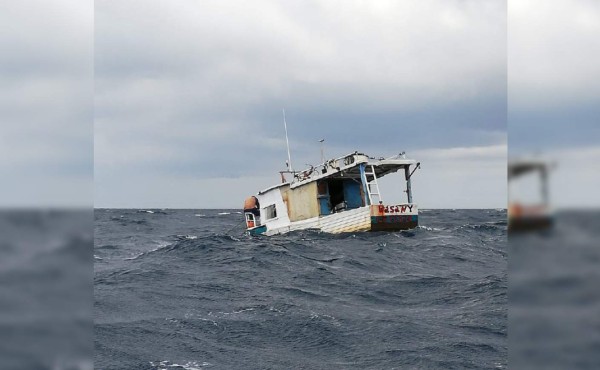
[3,1,597,209]
[1,0,596,210]
[508,0,600,207]
[0,0,92,207]
[94,0,507,209]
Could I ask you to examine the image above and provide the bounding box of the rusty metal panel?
[370,204,418,231]
[287,182,319,222]
[279,185,291,218]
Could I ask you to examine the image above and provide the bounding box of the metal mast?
[283,108,293,171]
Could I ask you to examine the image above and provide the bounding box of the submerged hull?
[243,152,421,237]
[249,204,418,236]
[508,215,553,233]
[508,204,554,233]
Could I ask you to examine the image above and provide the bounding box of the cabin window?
[264,204,277,219]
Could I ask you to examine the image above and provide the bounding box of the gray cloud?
[95,0,507,208]
[509,0,600,152]
[508,0,600,207]
[509,0,600,110]
[0,0,92,207]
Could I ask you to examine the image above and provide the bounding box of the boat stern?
[244,211,267,235]
[370,204,418,231]
[508,204,553,232]
[248,224,267,235]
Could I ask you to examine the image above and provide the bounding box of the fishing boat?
[243,151,421,235]
[508,158,555,232]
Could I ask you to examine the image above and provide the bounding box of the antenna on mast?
[319,139,325,164]
[283,108,293,172]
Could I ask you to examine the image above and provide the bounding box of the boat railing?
[279,152,372,184]
[278,152,415,186]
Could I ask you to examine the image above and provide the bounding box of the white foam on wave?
[123,241,172,261]
[150,360,212,369]
[209,308,254,316]
[416,225,442,231]
[182,311,219,326]
[194,214,205,217]
[177,235,198,240]
[309,311,341,326]
[124,253,144,261]
[217,212,231,215]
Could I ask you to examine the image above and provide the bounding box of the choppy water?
[94,209,507,369]
[509,211,600,369]
[0,210,93,370]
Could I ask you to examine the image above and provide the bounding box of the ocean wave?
[209,308,255,317]
[111,217,148,225]
[457,222,505,232]
[124,234,245,259]
[96,244,119,250]
[417,225,443,231]
[279,286,331,300]
[138,209,169,215]
[150,360,212,370]
[176,235,198,240]
[95,208,507,369]
[123,242,173,261]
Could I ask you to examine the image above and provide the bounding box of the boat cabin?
[243,152,420,235]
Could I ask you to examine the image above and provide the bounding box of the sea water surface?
[0,210,92,370]
[94,209,507,369]
[509,210,600,369]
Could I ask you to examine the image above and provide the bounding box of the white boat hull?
[249,204,418,236]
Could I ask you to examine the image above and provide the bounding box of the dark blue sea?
[509,210,600,369]
[6,209,600,369]
[94,209,507,369]
[0,210,93,370]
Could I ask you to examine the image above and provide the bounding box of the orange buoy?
[243,196,258,210]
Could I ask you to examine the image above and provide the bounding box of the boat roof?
[257,182,289,195]
[256,152,418,194]
[508,158,554,178]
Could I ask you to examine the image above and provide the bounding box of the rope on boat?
[224,220,247,236]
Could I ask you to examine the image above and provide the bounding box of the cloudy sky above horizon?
[9,0,597,209]
[0,0,92,207]
[94,0,507,209]
[508,0,600,207]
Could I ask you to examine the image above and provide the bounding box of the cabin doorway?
[318,179,364,215]
[329,180,345,211]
